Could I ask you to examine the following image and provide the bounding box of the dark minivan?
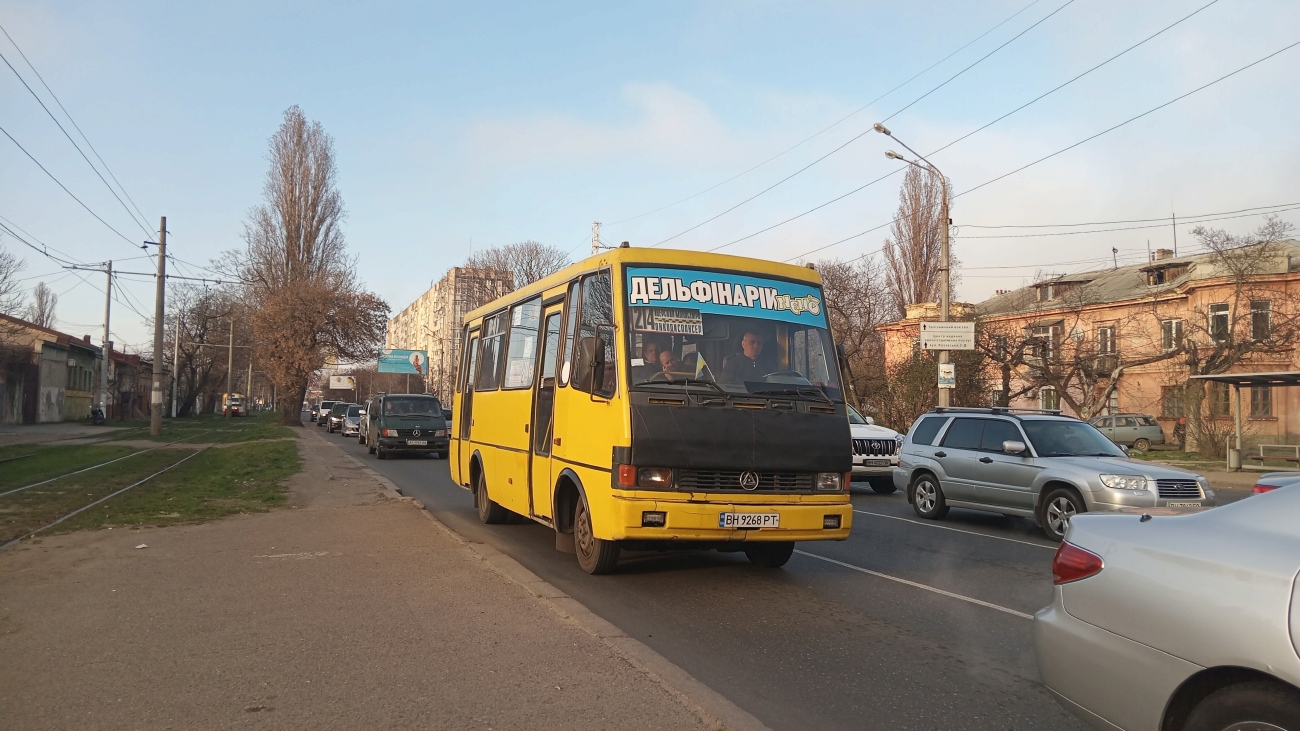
[364,393,449,459]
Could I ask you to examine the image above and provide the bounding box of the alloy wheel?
[1046,496,1077,535]
[915,481,937,513]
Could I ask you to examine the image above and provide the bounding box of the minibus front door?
[529,309,564,520]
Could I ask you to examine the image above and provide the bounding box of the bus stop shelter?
[1188,370,1300,470]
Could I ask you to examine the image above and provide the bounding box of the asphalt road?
[318,423,1085,730]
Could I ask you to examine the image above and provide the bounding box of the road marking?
[795,550,1035,620]
[853,509,1057,550]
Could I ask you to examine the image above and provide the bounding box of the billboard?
[329,375,356,390]
[379,349,428,375]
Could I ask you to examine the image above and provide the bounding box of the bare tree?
[1177,216,1298,452]
[26,282,57,329]
[881,166,958,318]
[0,237,25,318]
[816,256,889,410]
[237,106,389,426]
[465,240,569,289]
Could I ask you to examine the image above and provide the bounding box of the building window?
[1161,386,1185,418]
[1161,319,1183,352]
[1037,283,1054,302]
[1040,387,1060,411]
[1251,386,1273,418]
[1097,326,1115,355]
[1251,300,1272,342]
[1106,390,1119,415]
[1208,382,1231,417]
[991,335,1008,361]
[1031,324,1059,361]
[1209,303,1230,341]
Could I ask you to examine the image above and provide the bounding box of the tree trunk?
[1184,378,1206,454]
[278,380,307,427]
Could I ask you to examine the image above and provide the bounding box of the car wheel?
[475,470,507,525]
[1133,438,1151,451]
[1040,487,1084,541]
[910,474,949,519]
[574,494,619,574]
[868,477,897,495]
[744,542,795,568]
[1181,680,1300,731]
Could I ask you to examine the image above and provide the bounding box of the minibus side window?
[476,312,508,391]
[559,280,581,387]
[573,270,616,398]
[502,298,542,389]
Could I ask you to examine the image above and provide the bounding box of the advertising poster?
[329,375,356,390]
[379,349,429,374]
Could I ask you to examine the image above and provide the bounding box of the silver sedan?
[1034,488,1300,730]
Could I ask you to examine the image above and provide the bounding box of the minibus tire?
[744,542,795,568]
[476,471,507,524]
[367,437,376,455]
[574,497,619,574]
[376,445,387,459]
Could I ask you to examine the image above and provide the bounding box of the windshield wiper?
[631,378,728,395]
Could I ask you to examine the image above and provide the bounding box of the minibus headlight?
[815,472,843,491]
[381,429,399,437]
[638,468,674,489]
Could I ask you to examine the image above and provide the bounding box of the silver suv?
[892,408,1214,541]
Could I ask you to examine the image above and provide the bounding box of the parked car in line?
[326,402,353,433]
[363,393,449,459]
[316,400,338,427]
[1035,487,1300,731]
[893,407,1213,541]
[341,404,363,438]
[848,405,901,494]
[1254,471,1300,494]
[1087,413,1166,451]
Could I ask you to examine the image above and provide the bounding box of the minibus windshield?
[625,266,843,402]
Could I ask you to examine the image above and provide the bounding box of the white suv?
[849,406,902,494]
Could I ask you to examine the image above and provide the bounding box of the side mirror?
[1002,440,1027,455]
[575,336,602,391]
[864,416,875,425]
[836,343,851,372]
[1120,444,1130,455]
[358,410,366,416]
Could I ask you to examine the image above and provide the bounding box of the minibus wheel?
[475,470,507,525]
[744,542,795,568]
[574,496,619,574]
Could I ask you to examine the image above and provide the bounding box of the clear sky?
[2,0,1297,349]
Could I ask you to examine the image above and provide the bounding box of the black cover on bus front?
[629,402,851,473]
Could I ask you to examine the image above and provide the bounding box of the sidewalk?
[0,431,721,730]
[0,421,131,447]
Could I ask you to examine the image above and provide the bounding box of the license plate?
[1167,501,1200,508]
[406,440,427,446]
[719,512,779,529]
[864,459,890,466]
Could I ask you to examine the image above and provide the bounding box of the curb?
[311,431,771,731]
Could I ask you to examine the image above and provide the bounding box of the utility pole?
[937,190,951,408]
[100,261,112,418]
[226,319,234,419]
[171,315,180,417]
[246,356,253,405]
[150,217,166,436]
[591,221,601,256]
[1171,212,1178,257]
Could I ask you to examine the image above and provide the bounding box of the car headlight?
[815,472,844,491]
[1099,474,1148,490]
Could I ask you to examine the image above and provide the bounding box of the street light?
[876,123,953,407]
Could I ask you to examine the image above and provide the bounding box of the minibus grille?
[677,470,814,492]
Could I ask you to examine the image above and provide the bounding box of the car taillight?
[1253,484,1277,494]
[1052,542,1104,585]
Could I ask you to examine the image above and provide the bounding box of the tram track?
[0,431,237,551]
[0,428,225,500]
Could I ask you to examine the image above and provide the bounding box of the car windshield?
[331,403,351,415]
[847,405,868,425]
[383,397,442,417]
[1021,420,1126,457]
[624,266,842,401]
[346,406,361,417]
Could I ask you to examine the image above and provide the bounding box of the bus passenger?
[720,331,766,383]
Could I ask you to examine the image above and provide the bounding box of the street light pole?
[877,124,952,407]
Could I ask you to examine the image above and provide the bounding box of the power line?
[782,39,1300,263]
[0,124,141,248]
[961,201,1299,229]
[0,46,152,236]
[0,23,151,230]
[604,0,1048,228]
[707,0,1226,253]
[955,205,1300,240]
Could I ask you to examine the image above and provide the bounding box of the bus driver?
[720,331,766,384]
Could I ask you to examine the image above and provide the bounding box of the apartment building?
[878,241,1300,447]
[387,266,514,400]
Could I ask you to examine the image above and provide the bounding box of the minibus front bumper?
[603,495,852,542]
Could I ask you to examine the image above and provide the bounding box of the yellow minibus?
[450,246,852,573]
